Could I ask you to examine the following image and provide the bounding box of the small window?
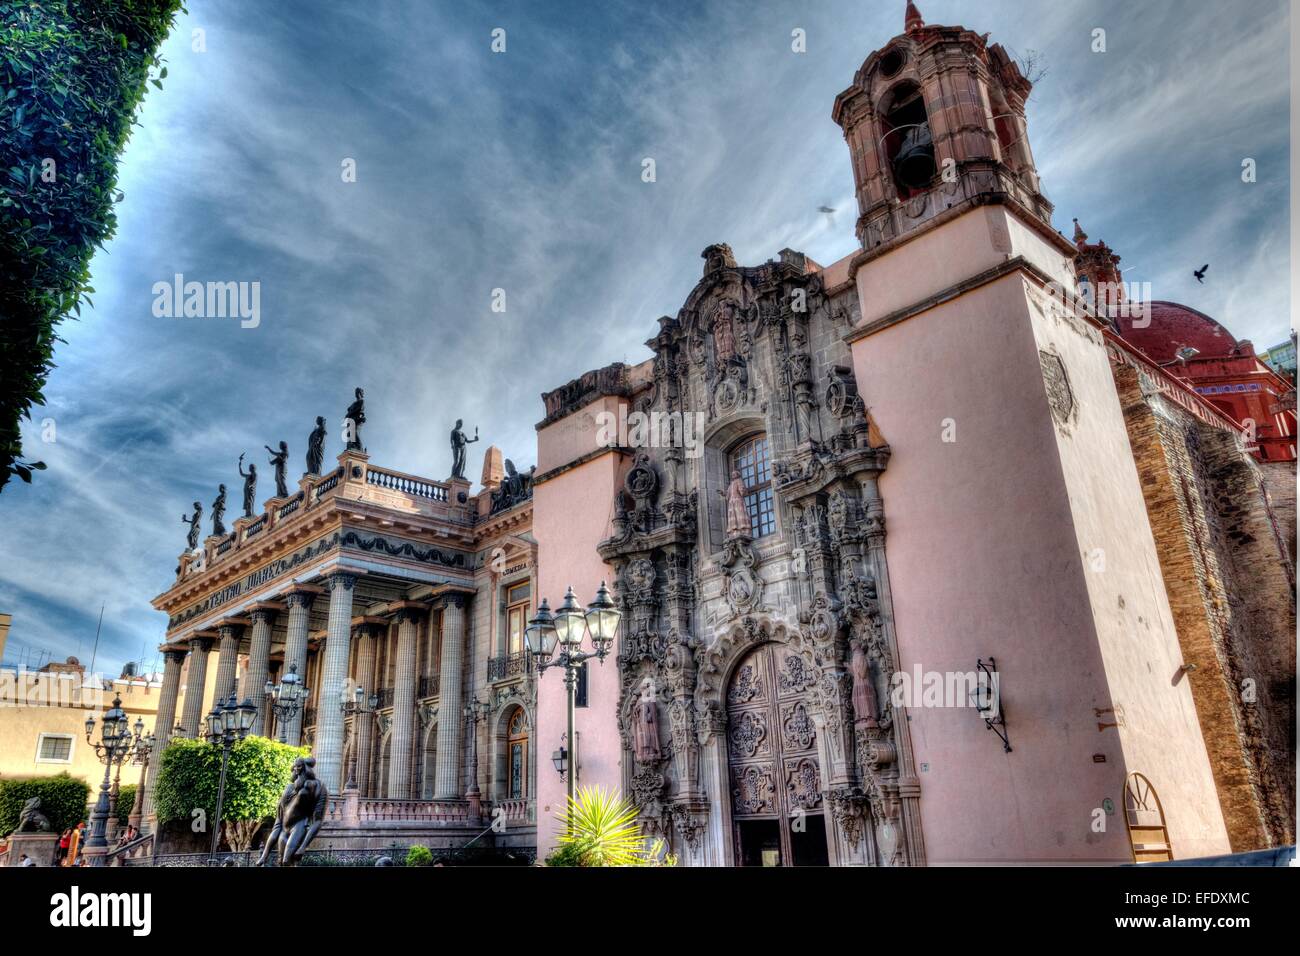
[575,661,589,708]
[505,581,531,656]
[731,436,776,539]
[36,733,73,763]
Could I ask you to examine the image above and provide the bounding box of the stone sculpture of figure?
[719,470,750,539]
[345,387,366,451]
[17,797,51,832]
[265,441,289,498]
[182,501,203,551]
[306,416,327,475]
[849,639,879,728]
[713,303,737,364]
[632,679,662,764]
[237,454,257,518]
[450,419,479,480]
[211,485,227,537]
[256,757,329,867]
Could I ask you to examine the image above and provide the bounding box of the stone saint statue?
[450,419,479,480]
[237,454,257,518]
[633,680,662,764]
[849,639,879,728]
[306,416,327,475]
[719,470,750,539]
[265,441,289,497]
[257,756,329,867]
[345,387,366,451]
[211,484,227,537]
[182,501,203,551]
[713,303,737,363]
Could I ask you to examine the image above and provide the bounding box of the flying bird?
[818,206,836,214]
[1194,264,1209,283]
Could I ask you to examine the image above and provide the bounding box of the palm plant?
[547,786,672,867]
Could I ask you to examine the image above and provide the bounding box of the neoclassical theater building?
[145,443,540,854]
[144,4,1294,865]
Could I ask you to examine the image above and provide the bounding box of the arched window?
[507,709,528,800]
[880,81,934,198]
[730,435,776,539]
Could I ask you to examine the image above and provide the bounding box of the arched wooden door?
[1125,772,1173,862]
[726,643,828,866]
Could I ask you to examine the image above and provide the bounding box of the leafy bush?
[0,772,91,836]
[405,845,433,867]
[0,0,183,489]
[114,782,137,825]
[544,786,674,867]
[153,736,306,851]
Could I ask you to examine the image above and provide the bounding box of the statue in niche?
[182,501,202,551]
[237,454,257,518]
[450,419,479,480]
[306,416,327,475]
[849,638,879,728]
[211,484,227,537]
[633,679,663,763]
[265,440,289,497]
[713,302,738,364]
[344,388,366,451]
[720,469,750,539]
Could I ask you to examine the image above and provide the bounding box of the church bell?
[893,122,936,190]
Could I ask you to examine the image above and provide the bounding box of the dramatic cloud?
[0,0,1289,674]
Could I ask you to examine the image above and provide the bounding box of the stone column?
[313,573,357,792]
[245,609,275,736]
[212,623,242,704]
[282,590,315,746]
[353,624,379,795]
[434,595,467,799]
[140,649,186,832]
[387,609,421,800]
[178,637,213,738]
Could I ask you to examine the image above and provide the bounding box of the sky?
[0,0,1290,676]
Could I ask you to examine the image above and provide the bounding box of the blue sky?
[0,0,1290,675]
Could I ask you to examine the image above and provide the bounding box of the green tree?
[544,786,673,867]
[114,782,137,825]
[405,845,432,867]
[153,736,306,852]
[1,0,183,490]
[0,772,91,836]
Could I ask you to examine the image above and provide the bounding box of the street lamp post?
[83,695,145,867]
[265,662,307,744]
[340,684,378,789]
[525,582,621,806]
[203,692,258,863]
[125,730,156,833]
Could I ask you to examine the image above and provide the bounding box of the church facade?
[144,3,1294,866]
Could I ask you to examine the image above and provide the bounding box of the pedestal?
[7,831,59,866]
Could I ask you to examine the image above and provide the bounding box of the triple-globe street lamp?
[83,695,146,866]
[524,581,621,805]
[203,692,258,862]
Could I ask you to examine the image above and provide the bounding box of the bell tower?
[838,4,1232,863]
[832,2,1051,251]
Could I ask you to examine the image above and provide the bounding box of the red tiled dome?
[1118,301,1238,365]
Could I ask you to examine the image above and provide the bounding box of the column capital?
[217,619,249,636]
[351,616,388,638]
[250,607,278,625]
[162,648,189,665]
[285,587,322,610]
[188,634,215,652]
[324,571,360,593]
[391,602,427,625]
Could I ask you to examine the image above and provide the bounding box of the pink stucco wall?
[533,412,628,855]
[848,207,1230,862]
